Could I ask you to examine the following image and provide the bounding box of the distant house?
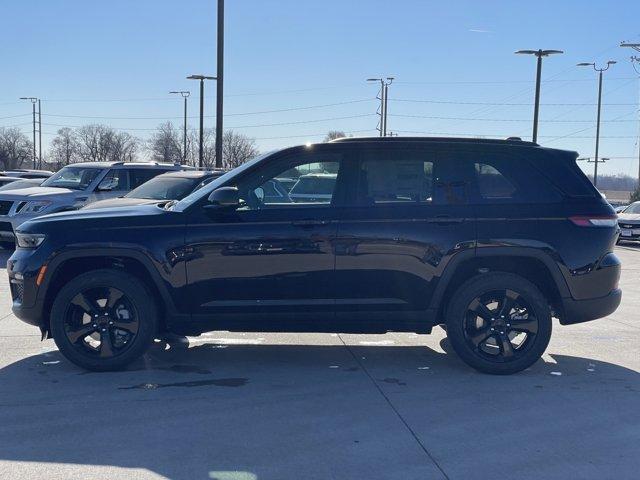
[600,190,632,206]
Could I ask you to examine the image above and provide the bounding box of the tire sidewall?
[446,272,552,375]
[50,269,157,371]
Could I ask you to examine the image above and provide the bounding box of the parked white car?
[0,161,188,247]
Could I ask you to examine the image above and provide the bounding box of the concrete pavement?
[0,245,639,479]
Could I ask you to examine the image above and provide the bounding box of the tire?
[445,272,552,375]
[50,269,158,371]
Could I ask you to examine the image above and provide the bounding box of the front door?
[184,149,349,329]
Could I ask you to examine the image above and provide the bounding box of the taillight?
[569,215,618,227]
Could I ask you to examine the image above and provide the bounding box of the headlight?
[15,232,46,249]
[16,200,52,214]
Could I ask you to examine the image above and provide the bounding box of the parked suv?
[0,161,186,246]
[8,138,621,374]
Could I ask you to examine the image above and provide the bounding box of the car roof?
[153,169,226,179]
[64,161,191,169]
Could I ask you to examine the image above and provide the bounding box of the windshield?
[622,202,640,214]
[126,177,199,200]
[41,166,104,191]
[173,151,275,211]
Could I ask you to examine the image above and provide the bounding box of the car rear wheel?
[50,269,157,371]
[445,272,552,375]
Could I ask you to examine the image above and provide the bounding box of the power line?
[392,98,638,106]
[40,113,376,131]
[35,98,375,121]
[389,113,638,123]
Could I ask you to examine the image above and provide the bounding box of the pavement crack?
[337,334,450,480]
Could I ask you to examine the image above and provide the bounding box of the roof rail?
[330,136,539,146]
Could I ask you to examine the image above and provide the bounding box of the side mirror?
[254,186,265,202]
[97,178,118,191]
[206,186,239,209]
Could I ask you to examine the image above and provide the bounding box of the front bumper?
[618,223,640,241]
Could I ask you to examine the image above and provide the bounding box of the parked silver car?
[0,161,188,246]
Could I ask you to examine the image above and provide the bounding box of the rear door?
[333,144,476,330]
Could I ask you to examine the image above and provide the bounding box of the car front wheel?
[445,272,552,375]
[50,269,158,371]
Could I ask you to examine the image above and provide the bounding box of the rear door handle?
[291,219,329,227]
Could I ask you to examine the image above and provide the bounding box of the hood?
[0,186,77,201]
[28,203,168,225]
[618,213,640,222]
[82,197,164,210]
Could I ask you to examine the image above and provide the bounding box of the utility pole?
[216,0,224,169]
[367,77,394,137]
[19,97,38,169]
[169,90,190,164]
[577,60,616,188]
[187,75,216,168]
[515,49,563,143]
[38,99,42,169]
[620,42,640,187]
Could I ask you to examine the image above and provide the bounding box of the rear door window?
[475,163,517,199]
[357,150,434,205]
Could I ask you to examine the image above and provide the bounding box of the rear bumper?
[560,288,622,325]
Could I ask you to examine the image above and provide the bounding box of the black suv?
[8,137,622,374]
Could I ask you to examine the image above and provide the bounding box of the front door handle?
[431,215,465,225]
[291,219,329,227]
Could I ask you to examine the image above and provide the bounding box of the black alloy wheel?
[64,287,139,359]
[463,289,539,362]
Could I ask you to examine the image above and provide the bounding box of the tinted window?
[357,150,434,205]
[475,163,517,199]
[128,169,170,189]
[530,152,598,197]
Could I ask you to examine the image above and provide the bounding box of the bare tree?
[183,129,257,169]
[49,127,80,169]
[75,124,140,162]
[221,130,259,169]
[0,127,33,170]
[323,130,347,142]
[147,122,182,164]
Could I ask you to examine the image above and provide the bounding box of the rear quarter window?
[464,153,562,204]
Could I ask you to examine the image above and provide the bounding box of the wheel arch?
[40,249,176,336]
[432,247,570,322]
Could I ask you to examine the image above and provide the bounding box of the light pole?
[216,0,225,169]
[367,77,394,137]
[169,90,190,164]
[186,75,216,168]
[19,97,38,169]
[577,60,617,188]
[515,49,563,143]
[620,42,640,186]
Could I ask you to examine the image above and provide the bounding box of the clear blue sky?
[1,0,639,176]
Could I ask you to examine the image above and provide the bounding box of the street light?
[577,60,617,187]
[169,91,190,164]
[19,97,39,169]
[515,49,563,143]
[186,75,216,168]
[367,77,394,137]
